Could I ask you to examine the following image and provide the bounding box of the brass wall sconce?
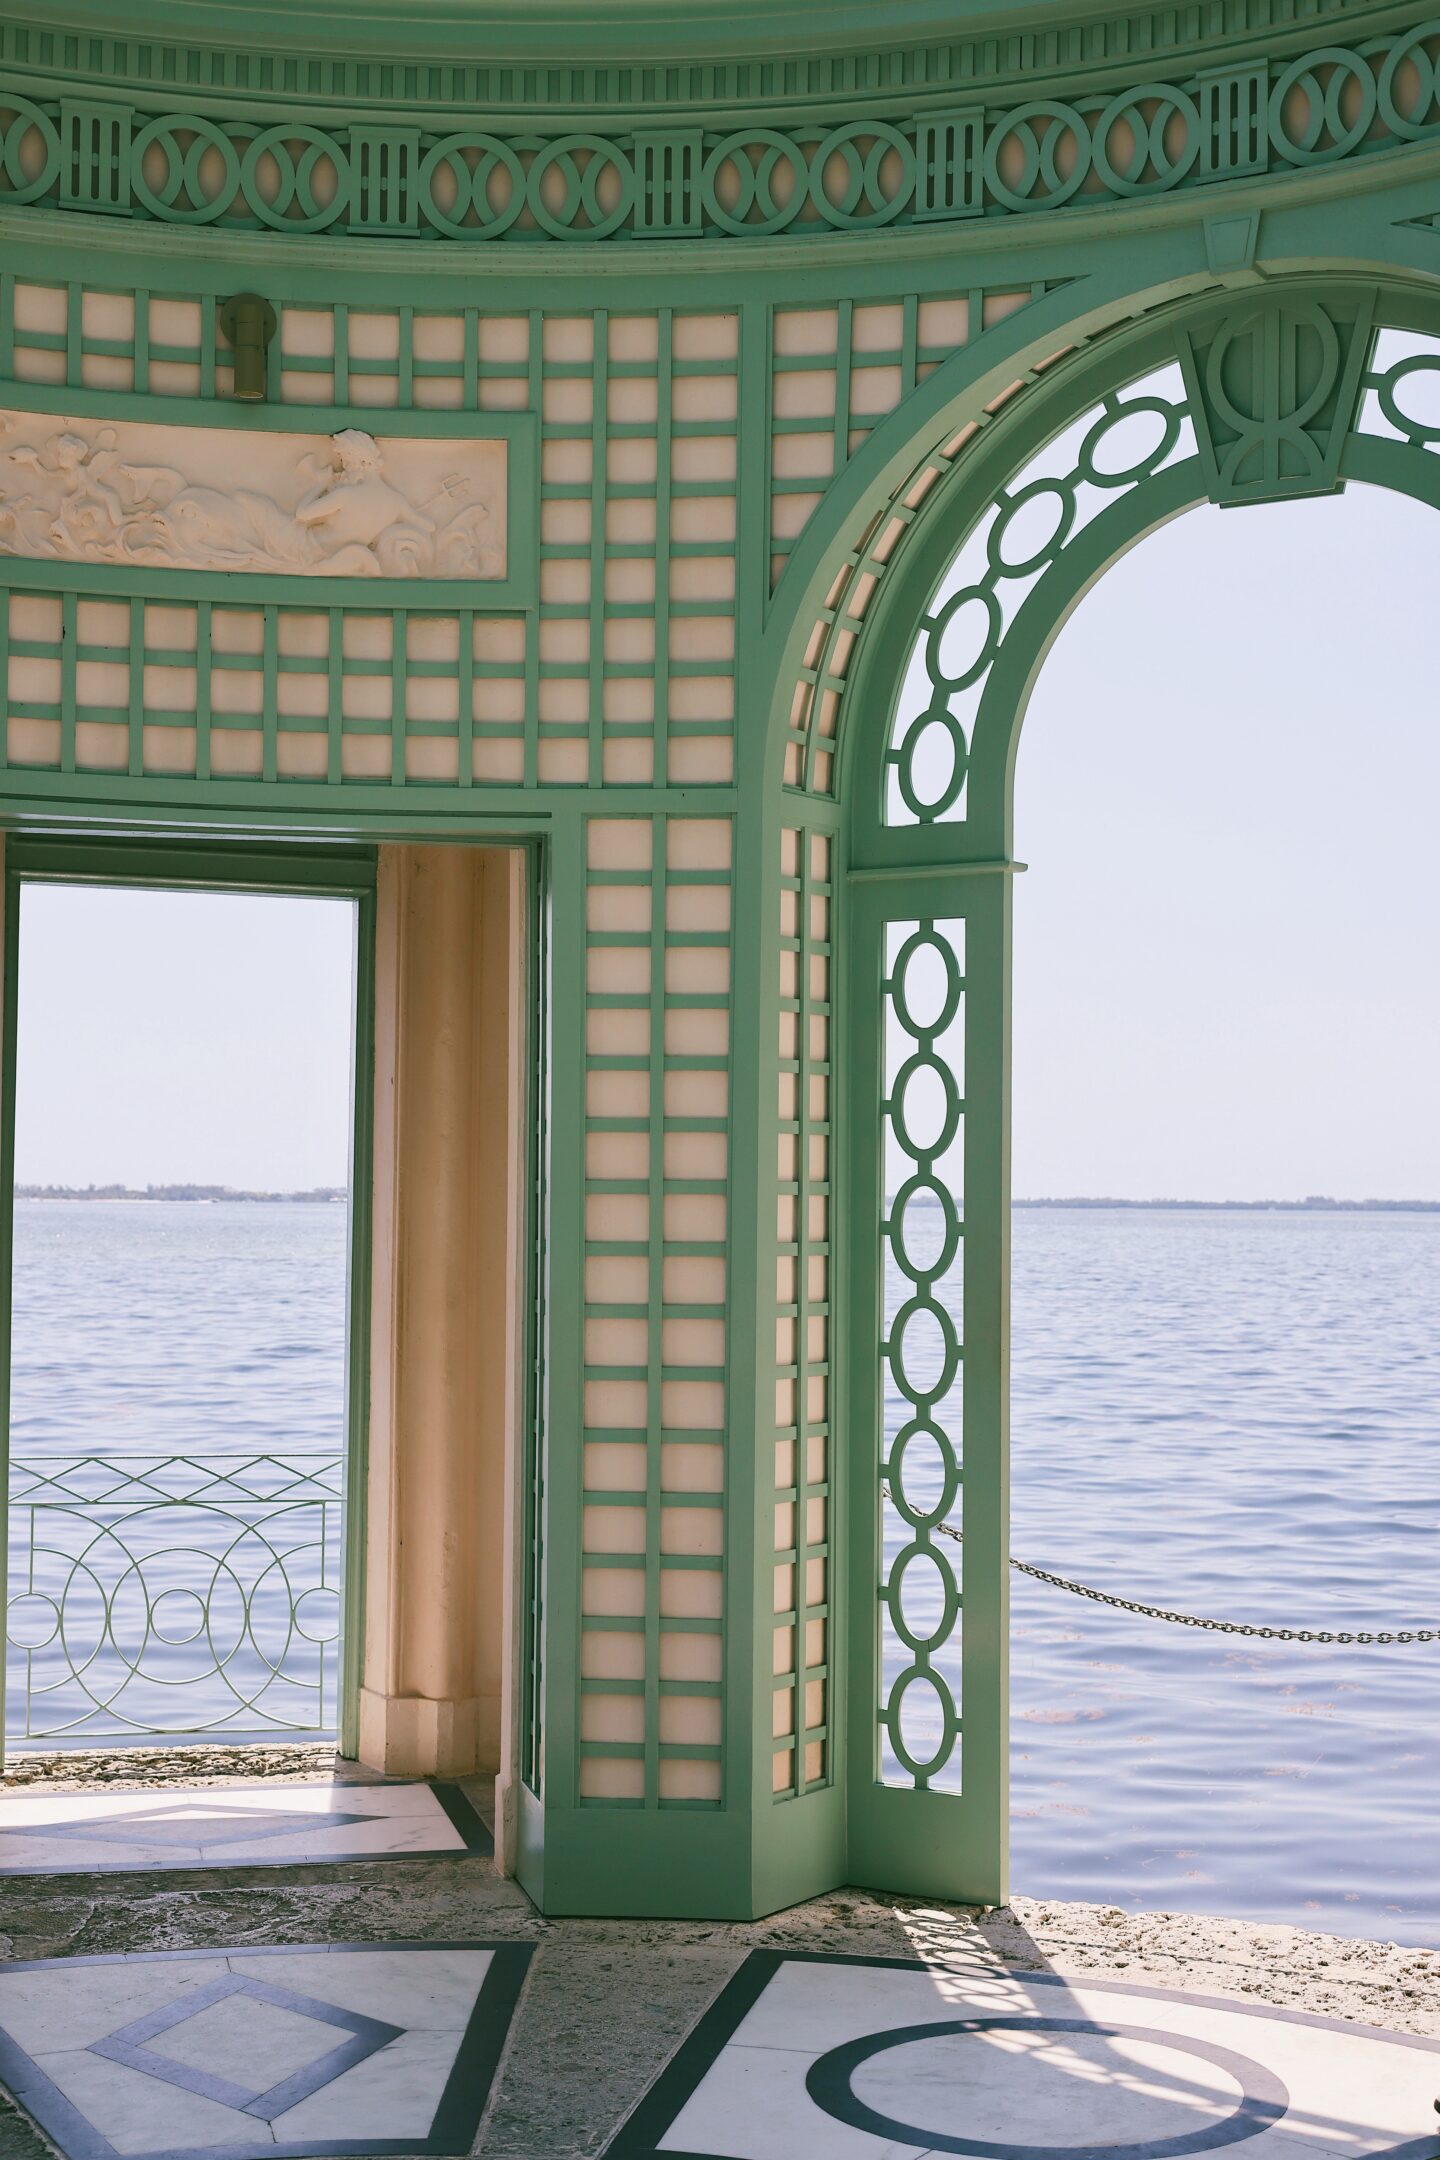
[219,294,278,401]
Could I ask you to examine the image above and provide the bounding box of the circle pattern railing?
[4,1451,344,1743]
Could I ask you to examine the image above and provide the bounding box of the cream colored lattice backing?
[581,814,732,1807]
[781,342,1076,796]
[0,590,528,784]
[0,286,741,794]
[538,309,738,788]
[768,288,1042,593]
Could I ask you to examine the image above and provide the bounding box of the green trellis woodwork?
[577,813,733,1815]
[2,0,1440,1916]
[827,290,1440,1905]
[844,867,1011,1904]
[878,916,966,1795]
[771,824,834,1807]
[877,290,1419,847]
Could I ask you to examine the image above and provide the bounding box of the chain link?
[886,1495,1438,1644]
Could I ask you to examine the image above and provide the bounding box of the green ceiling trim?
[31,0,1397,69]
[4,22,1440,247]
[0,0,1422,122]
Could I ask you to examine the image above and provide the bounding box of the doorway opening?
[1007,477,1440,1945]
[0,842,374,1761]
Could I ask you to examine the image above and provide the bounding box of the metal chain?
[892,1500,1438,1644]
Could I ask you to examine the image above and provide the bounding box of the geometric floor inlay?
[0,1779,491,1874]
[605,1952,1440,2160]
[0,1940,532,2157]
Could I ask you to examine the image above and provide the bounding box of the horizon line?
[16,1184,1440,1213]
[15,1181,347,1200]
[1012,1195,1440,1210]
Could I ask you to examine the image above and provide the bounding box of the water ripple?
[1004,1207,1439,1947]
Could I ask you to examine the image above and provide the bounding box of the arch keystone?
[1177,289,1376,505]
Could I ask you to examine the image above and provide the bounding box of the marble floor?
[607,1952,1440,2160]
[0,1779,491,1873]
[0,1940,530,2158]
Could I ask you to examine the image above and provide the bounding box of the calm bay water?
[1006,1206,1439,1949]
[6,1199,348,1746]
[9,1199,348,1457]
[3,1199,1436,1944]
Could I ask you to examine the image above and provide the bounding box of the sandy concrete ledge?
[0,1744,344,1790]
[0,1756,1433,2159]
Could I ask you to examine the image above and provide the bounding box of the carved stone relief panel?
[0,414,507,580]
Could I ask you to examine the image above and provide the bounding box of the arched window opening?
[855,308,1440,1920]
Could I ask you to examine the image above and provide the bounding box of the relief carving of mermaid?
[0,422,501,580]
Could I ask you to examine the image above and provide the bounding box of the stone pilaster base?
[357,1687,500,1780]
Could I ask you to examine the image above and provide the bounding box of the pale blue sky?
[14,885,356,1189]
[11,476,1439,1199]
[1013,479,1440,1201]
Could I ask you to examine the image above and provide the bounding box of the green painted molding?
[8,26,1440,247]
[4,0,1424,114]
[48,0,1413,71]
[2,130,1437,301]
[4,21,1440,248]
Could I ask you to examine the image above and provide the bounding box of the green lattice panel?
[879,916,967,1794]
[771,824,834,1801]
[579,814,733,1809]
[767,287,1048,593]
[0,288,742,797]
[0,590,528,786]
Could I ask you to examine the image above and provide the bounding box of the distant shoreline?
[1013,1196,1440,1212]
[15,1185,346,1203]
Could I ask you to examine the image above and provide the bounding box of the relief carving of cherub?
[9,427,181,555]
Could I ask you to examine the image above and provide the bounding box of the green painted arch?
[755,232,1432,826]
[751,264,1160,804]
[816,270,1440,859]
[970,427,1440,862]
[828,268,1440,1905]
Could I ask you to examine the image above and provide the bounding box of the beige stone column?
[358,844,524,1783]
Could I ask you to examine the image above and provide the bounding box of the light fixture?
[219,294,278,401]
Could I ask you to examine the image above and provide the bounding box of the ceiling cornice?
[0,0,1421,119]
[4,0,1189,65]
